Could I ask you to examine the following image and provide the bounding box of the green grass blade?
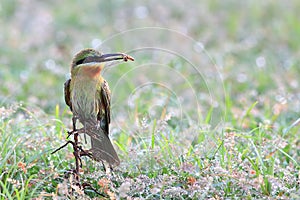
[151,118,157,149]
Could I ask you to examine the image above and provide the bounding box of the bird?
[64,48,134,167]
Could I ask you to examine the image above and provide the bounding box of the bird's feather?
[64,79,72,111]
[98,80,111,134]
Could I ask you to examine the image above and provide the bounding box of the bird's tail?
[87,125,120,167]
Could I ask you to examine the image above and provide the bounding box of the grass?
[1,0,300,199]
[1,98,299,199]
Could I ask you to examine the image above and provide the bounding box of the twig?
[51,140,75,154]
[52,116,106,197]
[73,131,80,183]
[82,182,107,197]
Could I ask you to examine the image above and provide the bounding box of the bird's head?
[71,48,134,70]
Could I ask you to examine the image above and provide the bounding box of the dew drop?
[256,56,266,68]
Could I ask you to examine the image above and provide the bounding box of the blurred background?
[1,1,300,197]
[1,0,299,131]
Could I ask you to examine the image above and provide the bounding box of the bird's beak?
[83,53,134,64]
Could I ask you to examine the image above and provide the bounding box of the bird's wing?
[92,80,120,166]
[97,79,111,135]
[64,79,72,111]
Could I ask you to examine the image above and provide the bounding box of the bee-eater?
[64,48,134,167]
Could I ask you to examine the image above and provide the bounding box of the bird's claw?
[78,148,93,158]
[67,128,85,139]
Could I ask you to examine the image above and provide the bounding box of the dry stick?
[51,141,74,154]
[70,116,80,183]
[82,183,107,197]
[52,119,106,196]
[71,130,106,197]
[51,131,81,181]
[73,131,81,183]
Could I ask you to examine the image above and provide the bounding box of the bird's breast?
[81,65,102,79]
[70,75,101,123]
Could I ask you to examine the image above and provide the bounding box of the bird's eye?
[75,58,85,65]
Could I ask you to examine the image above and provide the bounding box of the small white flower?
[119,181,131,198]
